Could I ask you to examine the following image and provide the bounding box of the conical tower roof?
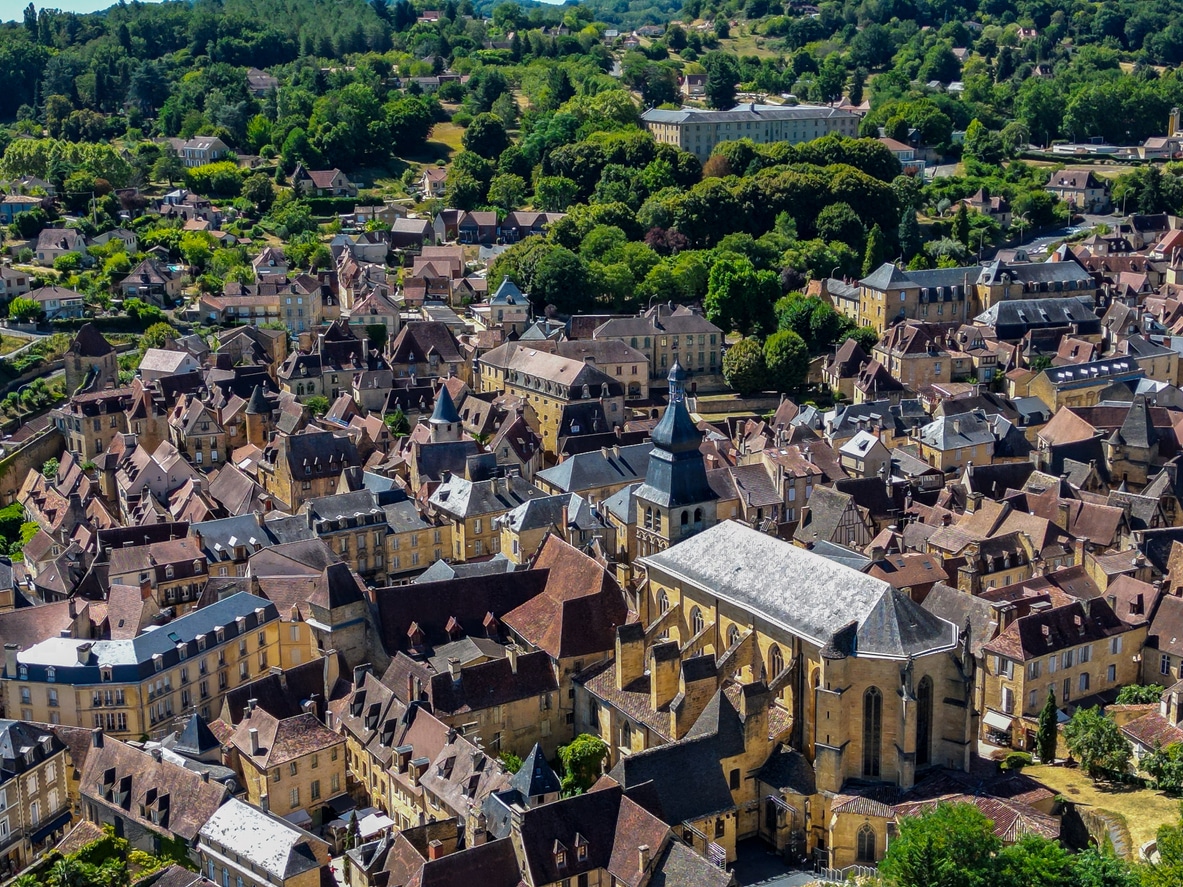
[510,742,561,801]
[430,383,461,426]
[246,384,269,415]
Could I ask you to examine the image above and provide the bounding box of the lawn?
[1024,763,1181,853]
[0,335,29,356]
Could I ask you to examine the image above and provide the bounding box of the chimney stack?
[638,845,651,873]
[448,658,461,681]
[91,727,104,748]
[249,728,260,755]
[428,840,445,860]
[260,792,269,812]
[506,643,519,675]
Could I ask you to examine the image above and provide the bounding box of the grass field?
[0,335,28,356]
[1024,763,1180,852]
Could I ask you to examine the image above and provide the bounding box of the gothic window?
[657,590,669,614]
[727,625,740,649]
[769,645,784,679]
[680,511,689,526]
[857,825,876,863]
[916,676,933,767]
[691,607,704,634]
[694,507,703,523]
[863,687,883,778]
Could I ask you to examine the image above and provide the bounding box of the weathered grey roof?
[975,296,1097,328]
[429,474,548,519]
[535,443,652,494]
[917,411,996,451]
[199,797,323,879]
[641,103,856,125]
[640,522,957,658]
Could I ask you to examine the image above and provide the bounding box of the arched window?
[694,507,703,523]
[691,607,704,634]
[644,507,652,530]
[857,825,876,863]
[657,590,669,614]
[680,511,689,526]
[769,645,784,679]
[916,676,934,767]
[727,625,741,649]
[863,687,883,778]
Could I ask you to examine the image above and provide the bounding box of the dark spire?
[246,384,269,415]
[430,383,461,426]
[510,742,561,803]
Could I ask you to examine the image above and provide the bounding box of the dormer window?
[165,565,174,580]
[18,665,27,680]
[46,667,55,683]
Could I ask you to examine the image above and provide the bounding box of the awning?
[983,710,1014,732]
[30,809,72,845]
[327,794,356,817]
[282,808,313,828]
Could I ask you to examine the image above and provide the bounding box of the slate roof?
[510,742,561,798]
[199,797,324,880]
[69,323,114,357]
[642,522,957,658]
[428,474,548,519]
[608,691,742,823]
[984,598,1129,661]
[536,443,653,494]
[81,736,227,842]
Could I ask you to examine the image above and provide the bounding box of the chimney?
[648,641,680,712]
[447,657,461,681]
[91,727,104,748]
[506,643,519,675]
[353,663,372,689]
[615,624,646,691]
[966,491,984,514]
[150,747,163,763]
[201,770,210,783]
[68,599,77,619]
[638,845,651,873]
[260,792,269,812]
[4,644,17,679]
[77,643,94,666]
[249,728,260,755]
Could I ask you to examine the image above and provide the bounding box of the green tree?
[848,327,880,353]
[384,407,410,436]
[141,322,178,351]
[861,223,888,277]
[1145,811,1183,887]
[152,152,185,186]
[242,173,275,211]
[305,395,330,417]
[462,113,510,160]
[1116,684,1165,704]
[704,256,777,336]
[995,834,1070,887]
[488,173,526,211]
[7,297,42,323]
[41,458,59,480]
[535,176,578,213]
[1036,687,1058,764]
[816,202,866,252]
[899,209,922,262]
[722,338,767,395]
[1062,707,1130,782]
[952,203,970,247]
[499,752,523,774]
[558,734,609,796]
[1143,742,1183,794]
[1068,847,1139,887]
[964,119,1004,166]
[763,330,808,392]
[879,802,1000,887]
[703,52,740,110]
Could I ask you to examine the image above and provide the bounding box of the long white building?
[641,102,861,160]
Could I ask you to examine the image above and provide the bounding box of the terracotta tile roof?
[578,659,671,742]
[501,535,628,660]
[229,709,342,768]
[1120,710,1183,749]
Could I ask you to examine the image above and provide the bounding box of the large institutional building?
[641,103,861,161]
